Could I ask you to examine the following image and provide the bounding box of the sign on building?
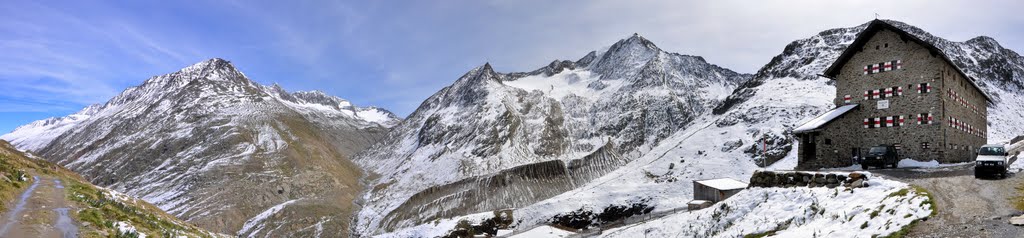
[877,100,889,109]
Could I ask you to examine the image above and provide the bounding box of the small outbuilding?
[693,178,748,204]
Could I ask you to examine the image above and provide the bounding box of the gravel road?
[873,162,1024,238]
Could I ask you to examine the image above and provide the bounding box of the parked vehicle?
[862,145,899,169]
[975,144,1010,178]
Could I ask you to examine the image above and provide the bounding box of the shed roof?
[822,19,992,103]
[695,178,748,190]
[793,104,859,134]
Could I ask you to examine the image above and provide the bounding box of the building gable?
[823,20,992,103]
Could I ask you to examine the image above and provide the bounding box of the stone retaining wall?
[748,171,869,189]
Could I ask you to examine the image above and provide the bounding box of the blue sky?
[2,0,1023,133]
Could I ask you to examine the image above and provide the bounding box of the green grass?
[886,188,910,198]
[66,179,213,238]
[880,219,919,238]
[1012,181,1024,210]
[0,141,215,238]
[910,185,936,216]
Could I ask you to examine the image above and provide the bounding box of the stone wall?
[748,171,869,189]
[940,62,988,162]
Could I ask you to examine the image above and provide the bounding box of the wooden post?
[762,138,767,168]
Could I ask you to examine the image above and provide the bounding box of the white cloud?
[2,0,1022,120]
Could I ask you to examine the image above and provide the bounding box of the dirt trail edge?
[874,165,1024,238]
[0,173,80,238]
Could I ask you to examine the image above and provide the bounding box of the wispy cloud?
[2,0,1023,134]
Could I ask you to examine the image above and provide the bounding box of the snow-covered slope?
[0,58,399,237]
[599,175,932,238]
[368,20,1024,237]
[353,34,752,234]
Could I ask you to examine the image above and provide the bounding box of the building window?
[825,139,832,145]
[921,142,930,149]
[917,83,932,93]
[885,43,889,48]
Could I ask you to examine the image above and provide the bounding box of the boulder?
[848,172,867,181]
[847,179,866,188]
[824,174,839,188]
[813,174,826,184]
[1010,215,1024,226]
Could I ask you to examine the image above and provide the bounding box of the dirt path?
[0,173,80,238]
[874,164,1024,238]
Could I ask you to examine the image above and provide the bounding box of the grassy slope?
[0,140,221,237]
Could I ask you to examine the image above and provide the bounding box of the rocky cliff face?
[352,34,751,234]
[0,58,399,237]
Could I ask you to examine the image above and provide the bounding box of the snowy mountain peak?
[352,34,753,234]
[178,58,237,75]
[459,63,500,85]
[1,58,400,236]
[619,33,659,51]
[966,35,1003,50]
[588,34,667,79]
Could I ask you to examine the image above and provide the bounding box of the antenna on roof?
[875,13,880,19]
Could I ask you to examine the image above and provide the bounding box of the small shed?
[693,178,747,203]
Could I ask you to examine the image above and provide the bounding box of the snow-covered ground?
[508,226,576,238]
[115,221,147,238]
[374,76,833,237]
[238,199,300,235]
[896,159,972,169]
[381,172,931,238]
[600,175,932,238]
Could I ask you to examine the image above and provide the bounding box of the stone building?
[795,20,990,169]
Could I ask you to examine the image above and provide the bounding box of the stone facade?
[797,22,989,169]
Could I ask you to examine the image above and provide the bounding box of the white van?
[975,144,1010,178]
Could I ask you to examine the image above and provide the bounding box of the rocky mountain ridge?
[1,58,399,237]
[352,34,752,234]
[368,19,1024,237]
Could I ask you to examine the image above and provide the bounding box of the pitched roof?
[695,178,748,190]
[822,20,992,102]
[793,104,859,134]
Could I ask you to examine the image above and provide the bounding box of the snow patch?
[238,199,300,235]
[509,225,576,238]
[600,176,931,238]
[115,221,147,238]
